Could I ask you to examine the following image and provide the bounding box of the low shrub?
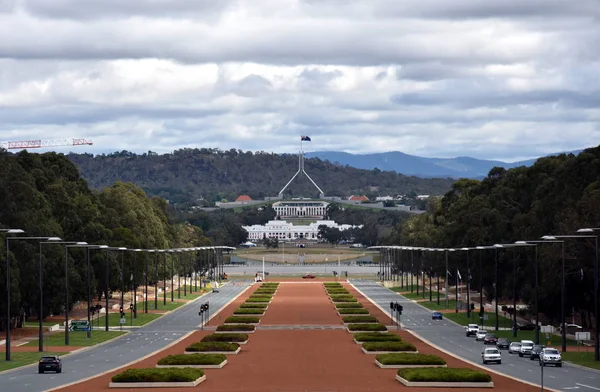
[240,303,268,309]
[362,341,417,352]
[338,308,369,315]
[329,294,355,300]
[201,333,248,342]
[158,353,227,366]
[246,298,271,303]
[186,342,240,352]
[347,323,387,331]
[335,303,364,309]
[377,353,445,365]
[326,288,349,292]
[224,316,260,323]
[397,368,491,382]
[255,290,276,295]
[249,295,273,299]
[112,368,204,383]
[327,290,350,295]
[354,332,402,342]
[216,324,255,332]
[342,316,378,323]
[324,282,342,286]
[234,308,265,315]
[332,297,358,303]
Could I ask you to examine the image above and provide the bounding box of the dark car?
[483,334,498,345]
[496,337,510,349]
[432,312,443,320]
[529,345,545,360]
[38,356,62,374]
[302,274,316,279]
[518,323,539,331]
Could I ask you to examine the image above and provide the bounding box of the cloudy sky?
[1,0,599,161]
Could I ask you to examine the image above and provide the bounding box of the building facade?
[242,220,361,242]
[272,200,328,219]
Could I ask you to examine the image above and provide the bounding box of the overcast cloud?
[1,0,599,161]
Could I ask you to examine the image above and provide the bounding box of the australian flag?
[301,136,311,141]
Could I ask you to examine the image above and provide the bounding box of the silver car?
[539,348,562,367]
[508,342,522,354]
[482,347,502,364]
[476,329,488,341]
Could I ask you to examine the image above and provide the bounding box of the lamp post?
[156,250,163,309]
[5,233,60,361]
[86,245,108,338]
[163,250,168,305]
[132,249,142,318]
[103,247,126,331]
[461,248,471,318]
[64,242,94,346]
[511,242,539,343]
[445,249,455,310]
[144,250,153,314]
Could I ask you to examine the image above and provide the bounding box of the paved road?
[225,264,378,276]
[350,279,600,392]
[0,281,251,392]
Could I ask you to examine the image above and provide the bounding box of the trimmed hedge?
[377,353,446,365]
[329,294,355,300]
[362,341,417,352]
[112,368,204,383]
[397,368,492,383]
[335,303,364,308]
[158,354,226,366]
[354,332,402,342]
[240,303,268,309]
[216,324,255,332]
[332,297,358,303]
[246,298,271,303]
[201,333,248,343]
[255,291,276,295]
[338,308,369,315]
[234,308,265,315]
[326,288,349,293]
[348,323,387,331]
[186,342,240,352]
[249,295,273,299]
[324,282,342,286]
[342,316,378,323]
[224,316,260,323]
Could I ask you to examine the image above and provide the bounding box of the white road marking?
[576,383,600,391]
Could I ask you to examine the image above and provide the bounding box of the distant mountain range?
[305,150,584,179]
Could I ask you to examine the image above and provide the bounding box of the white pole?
[338,255,341,280]
[262,256,265,281]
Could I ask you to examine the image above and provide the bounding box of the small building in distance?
[235,195,253,204]
[348,195,369,203]
[272,200,328,220]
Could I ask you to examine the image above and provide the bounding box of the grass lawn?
[0,351,65,372]
[177,286,205,300]
[491,330,578,347]
[444,311,514,329]
[137,300,184,311]
[419,299,458,311]
[23,331,126,347]
[562,351,600,370]
[96,312,161,327]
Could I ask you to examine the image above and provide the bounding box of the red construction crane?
[0,138,93,150]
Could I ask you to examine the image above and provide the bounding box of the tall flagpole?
[262,256,265,282]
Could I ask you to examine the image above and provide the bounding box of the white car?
[482,347,502,364]
[539,348,562,367]
[508,342,522,354]
[519,340,535,357]
[466,324,479,337]
[476,330,488,341]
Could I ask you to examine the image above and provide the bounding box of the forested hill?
[67,149,455,207]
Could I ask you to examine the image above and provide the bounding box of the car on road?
[476,329,488,341]
[496,337,510,349]
[539,348,562,367]
[508,341,521,354]
[482,347,502,364]
[466,324,479,337]
[529,345,544,360]
[432,311,443,320]
[302,274,316,279]
[483,334,498,345]
[518,323,539,331]
[38,356,62,374]
[519,340,535,357]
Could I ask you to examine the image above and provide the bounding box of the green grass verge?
[240,303,268,309]
[95,312,162,327]
[245,298,271,303]
[347,323,387,331]
[338,308,369,315]
[336,303,364,309]
[157,353,226,366]
[491,330,577,346]
[233,308,265,315]
[363,341,417,352]
[332,298,358,303]
[224,316,260,324]
[112,368,204,382]
[186,342,239,352]
[23,321,60,327]
[343,316,378,323]
[0,351,64,372]
[377,353,446,365]
[201,333,248,343]
[562,351,600,370]
[444,312,513,329]
[397,367,491,382]
[137,300,184,311]
[24,331,126,347]
[329,295,355,300]
[216,324,256,332]
[354,332,402,342]
[418,299,457,311]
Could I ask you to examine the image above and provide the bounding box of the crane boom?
[0,138,93,150]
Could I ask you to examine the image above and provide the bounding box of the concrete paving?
[350,279,600,392]
[0,281,251,392]
[225,263,378,276]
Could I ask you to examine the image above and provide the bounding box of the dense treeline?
[0,150,211,330]
[390,146,600,328]
[67,148,455,208]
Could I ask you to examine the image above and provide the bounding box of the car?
[529,345,544,360]
[466,324,479,337]
[508,342,522,354]
[476,329,488,341]
[432,312,443,320]
[482,347,502,364]
[539,348,562,367]
[38,356,62,374]
[519,340,535,357]
[483,334,498,345]
[518,323,539,331]
[496,338,510,349]
[302,274,316,279]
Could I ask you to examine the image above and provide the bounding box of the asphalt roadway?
[0,281,251,392]
[224,263,378,276]
[350,279,600,392]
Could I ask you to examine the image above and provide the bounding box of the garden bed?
[353,332,402,344]
[224,316,261,324]
[347,323,388,332]
[335,303,364,309]
[202,333,248,344]
[331,298,358,303]
[240,303,268,309]
[342,316,378,324]
[375,353,446,368]
[216,324,256,333]
[185,342,241,355]
[156,354,227,369]
[245,298,272,303]
[396,368,493,388]
[233,308,265,315]
[361,341,417,354]
[337,309,369,315]
[109,368,205,388]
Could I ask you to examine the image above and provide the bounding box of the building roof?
[348,195,369,201]
[235,195,253,202]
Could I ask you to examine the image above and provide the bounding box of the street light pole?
[133,249,142,318]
